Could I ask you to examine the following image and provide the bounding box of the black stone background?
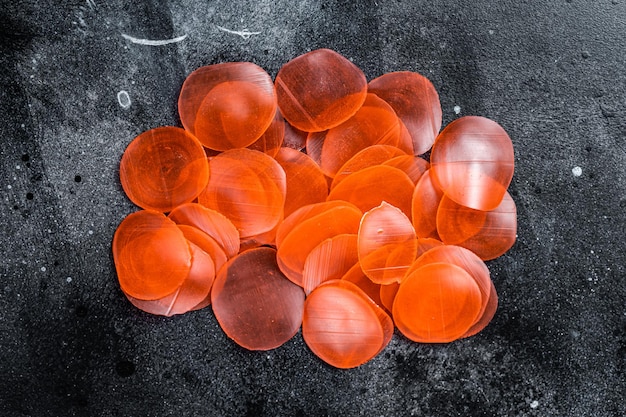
[0,0,625,416]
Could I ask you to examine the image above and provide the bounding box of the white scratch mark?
[117,90,131,109]
[121,33,187,46]
[572,166,582,177]
[216,25,261,40]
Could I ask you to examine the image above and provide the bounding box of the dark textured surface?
[1,1,625,416]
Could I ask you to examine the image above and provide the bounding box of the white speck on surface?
[530,400,539,409]
[40,266,46,272]
[489,29,495,35]
[454,105,461,114]
[121,33,187,46]
[88,230,94,235]
[572,166,582,177]
[7,185,11,189]
[216,25,261,40]
[117,90,131,109]
[16,165,21,170]
[66,277,72,283]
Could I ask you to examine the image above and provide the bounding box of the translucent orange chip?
[119,126,209,212]
[168,203,240,258]
[436,192,517,260]
[409,244,493,335]
[123,240,215,316]
[315,94,403,178]
[430,116,514,211]
[378,237,445,312]
[358,202,417,284]
[379,282,400,313]
[178,62,277,150]
[211,247,305,351]
[275,201,357,248]
[463,280,498,338]
[411,169,444,240]
[381,155,429,185]
[274,147,329,217]
[368,71,442,155]
[341,263,384,308]
[331,144,407,190]
[302,234,359,295]
[176,224,228,274]
[198,149,286,239]
[113,210,191,300]
[247,109,285,157]
[393,263,482,343]
[275,48,367,132]
[276,204,362,287]
[327,165,414,220]
[303,280,392,368]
